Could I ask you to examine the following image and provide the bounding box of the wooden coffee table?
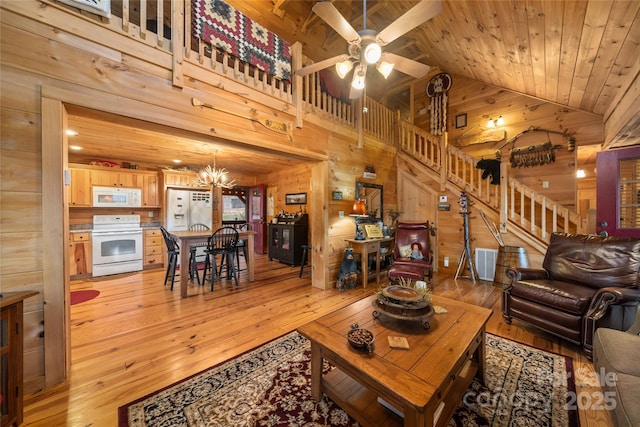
[297,294,492,427]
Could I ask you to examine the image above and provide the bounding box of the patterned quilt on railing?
[192,0,291,81]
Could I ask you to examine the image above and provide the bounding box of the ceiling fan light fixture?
[363,42,381,64]
[351,64,367,90]
[335,60,353,79]
[377,61,394,78]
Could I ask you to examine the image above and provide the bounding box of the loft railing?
[63,0,585,244]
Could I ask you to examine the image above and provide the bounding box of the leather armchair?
[503,232,640,359]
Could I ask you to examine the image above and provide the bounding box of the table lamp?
[350,199,368,240]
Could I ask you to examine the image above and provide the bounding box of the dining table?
[170,229,257,298]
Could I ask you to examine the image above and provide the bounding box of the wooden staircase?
[398,120,587,254]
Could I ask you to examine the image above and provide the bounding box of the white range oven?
[92,214,143,277]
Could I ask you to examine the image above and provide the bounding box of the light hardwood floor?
[23,254,613,426]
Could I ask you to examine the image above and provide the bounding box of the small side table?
[1,290,38,427]
[344,237,394,288]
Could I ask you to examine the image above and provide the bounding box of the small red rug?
[70,290,100,305]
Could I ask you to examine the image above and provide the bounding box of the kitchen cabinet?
[69,168,91,207]
[144,228,164,269]
[1,291,38,427]
[68,164,160,208]
[268,214,308,266]
[91,169,141,187]
[142,174,160,207]
[162,170,208,189]
[69,232,92,277]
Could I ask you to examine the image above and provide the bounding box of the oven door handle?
[92,230,143,236]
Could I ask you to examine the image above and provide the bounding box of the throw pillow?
[399,245,412,258]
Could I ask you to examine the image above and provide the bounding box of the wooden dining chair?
[229,223,250,273]
[188,223,210,285]
[202,227,239,290]
[160,226,180,290]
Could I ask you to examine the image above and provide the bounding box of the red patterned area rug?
[70,289,100,305]
[118,332,579,427]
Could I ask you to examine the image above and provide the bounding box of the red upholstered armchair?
[389,221,433,280]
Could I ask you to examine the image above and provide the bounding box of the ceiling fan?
[296,0,442,99]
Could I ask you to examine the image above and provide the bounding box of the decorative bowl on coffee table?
[347,328,375,352]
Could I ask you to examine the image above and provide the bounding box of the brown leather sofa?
[503,232,640,359]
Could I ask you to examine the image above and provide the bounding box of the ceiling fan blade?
[313,2,361,44]
[381,53,431,78]
[376,0,443,46]
[295,54,350,76]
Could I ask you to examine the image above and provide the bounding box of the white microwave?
[92,186,142,208]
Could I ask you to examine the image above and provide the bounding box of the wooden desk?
[170,230,256,298]
[345,237,394,288]
[297,294,492,427]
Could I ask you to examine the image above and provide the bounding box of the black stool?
[299,245,311,278]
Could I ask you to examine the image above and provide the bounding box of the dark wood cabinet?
[1,291,38,427]
[268,213,308,266]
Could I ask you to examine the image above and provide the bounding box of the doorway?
[42,95,326,387]
[596,146,640,237]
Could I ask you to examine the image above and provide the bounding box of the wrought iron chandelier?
[193,151,236,189]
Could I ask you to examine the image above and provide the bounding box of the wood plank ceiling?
[69,0,640,176]
[233,0,639,119]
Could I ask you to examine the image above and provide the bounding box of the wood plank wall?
[0,1,396,391]
[409,73,602,213]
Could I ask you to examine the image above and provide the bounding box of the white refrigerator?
[165,189,213,231]
[165,189,213,264]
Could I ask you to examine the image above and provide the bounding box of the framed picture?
[285,192,307,205]
[455,113,467,129]
[57,0,111,17]
[332,191,343,200]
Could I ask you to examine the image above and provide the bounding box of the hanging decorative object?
[426,73,452,136]
[192,0,291,81]
[194,151,236,188]
[192,98,290,136]
[496,126,575,159]
[509,141,557,168]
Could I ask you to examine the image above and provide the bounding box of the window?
[222,188,247,222]
[619,158,640,229]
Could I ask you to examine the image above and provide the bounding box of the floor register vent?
[475,248,499,281]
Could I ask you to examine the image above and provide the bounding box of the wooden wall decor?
[509,142,558,168]
[426,73,452,136]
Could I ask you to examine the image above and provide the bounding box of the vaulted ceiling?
[230,0,639,121]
